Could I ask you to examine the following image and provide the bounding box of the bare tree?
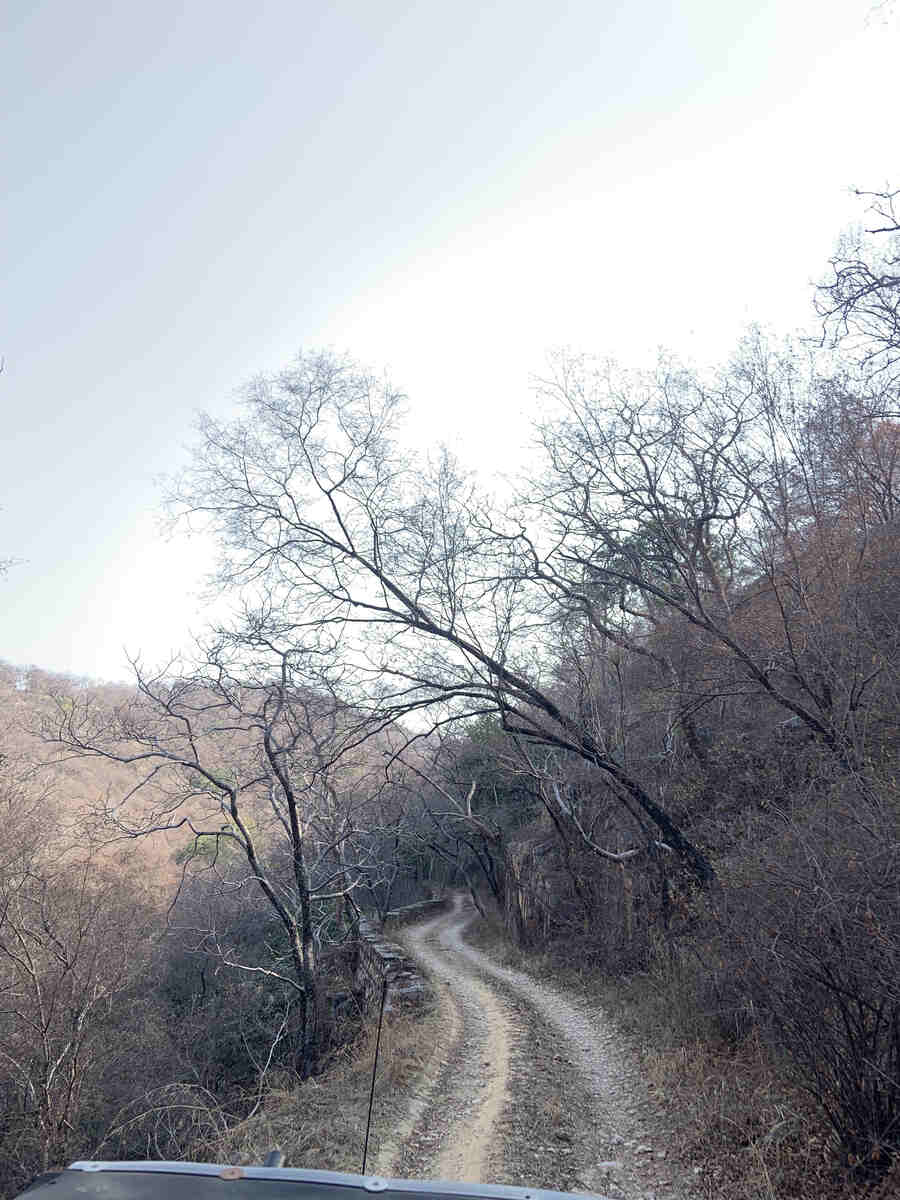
[165,351,716,886]
[0,767,155,1185]
[817,187,900,383]
[521,339,898,793]
[49,635,393,1076]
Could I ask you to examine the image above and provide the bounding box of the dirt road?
[375,896,698,1200]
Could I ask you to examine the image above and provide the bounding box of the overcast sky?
[3,0,898,683]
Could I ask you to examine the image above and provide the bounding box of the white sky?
[2,0,898,683]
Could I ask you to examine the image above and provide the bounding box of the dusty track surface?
[376,896,699,1200]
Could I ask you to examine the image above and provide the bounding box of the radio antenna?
[361,978,389,1174]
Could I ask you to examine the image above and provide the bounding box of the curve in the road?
[375,897,513,1183]
[382,895,698,1200]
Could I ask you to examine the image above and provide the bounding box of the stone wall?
[351,897,450,1011]
[382,897,450,931]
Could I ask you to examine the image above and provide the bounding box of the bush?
[715,790,900,1172]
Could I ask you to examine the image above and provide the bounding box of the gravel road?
[375,895,700,1200]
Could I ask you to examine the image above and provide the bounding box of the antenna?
[361,978,389,1175]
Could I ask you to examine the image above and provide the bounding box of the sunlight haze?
[3,0,898,681]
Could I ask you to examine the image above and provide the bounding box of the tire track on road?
[381,896,696,1200]
[376,897,512,1183]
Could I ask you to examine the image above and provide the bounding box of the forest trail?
[375,895,699,1200]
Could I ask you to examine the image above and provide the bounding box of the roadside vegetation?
[0,665,428,1197]
[2,187,898,1198]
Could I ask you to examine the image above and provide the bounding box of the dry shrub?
[589,952,899,1200]
[201,994,441,1172]
[712,787,900,1174]
[638,1031,900,1200]
[468,876,900,1199]
[94,1083,234,1163]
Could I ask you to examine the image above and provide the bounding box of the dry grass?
[640,1033,826,1200]
[635,1032,900,1200]
[199,995,442,1174]
[597,955,900,1200]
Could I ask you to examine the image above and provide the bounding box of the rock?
[654,1149,667,1160]
[596,1160,623,1173]
[637,1144,653,1154]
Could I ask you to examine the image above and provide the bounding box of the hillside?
[0,658,419,1197]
